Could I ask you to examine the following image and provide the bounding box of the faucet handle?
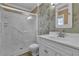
[58,32,65,38]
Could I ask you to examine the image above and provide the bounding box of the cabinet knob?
[20,48,23,50]
[44,50,48,53]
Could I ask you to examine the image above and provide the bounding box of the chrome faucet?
[57,30,65,38]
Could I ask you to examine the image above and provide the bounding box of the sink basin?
[49,32,65,38]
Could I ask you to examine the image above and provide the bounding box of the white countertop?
[38,33,79,50]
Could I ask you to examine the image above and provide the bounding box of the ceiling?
[0,3,43,15]
[3,3,38,12]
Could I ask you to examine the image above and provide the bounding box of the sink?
[48,32,79,41]
[49,32,58,38]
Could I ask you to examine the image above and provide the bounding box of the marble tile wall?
[38,3,50,35]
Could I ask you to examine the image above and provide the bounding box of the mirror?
[55,3,72,28]
[57,15,64,26]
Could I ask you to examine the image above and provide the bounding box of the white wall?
[0,9,36,56]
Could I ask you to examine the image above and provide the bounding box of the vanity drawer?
[39,37,73,56]
[39,42,69,56]
[39,43,57,56]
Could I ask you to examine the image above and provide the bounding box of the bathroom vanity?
[37,3,79,56]
[37,33,79,56]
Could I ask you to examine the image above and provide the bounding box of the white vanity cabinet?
[39,42,57,56]
[37,37,79,56]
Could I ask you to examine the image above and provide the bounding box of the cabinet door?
[39,43,57,56]
[55,53,62,56]
[39,44,49,56]
[42,38,73,56]
[0,11,2,54]
[0,11,1,41]
[72,49,79,56]
[39,37,74,56]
